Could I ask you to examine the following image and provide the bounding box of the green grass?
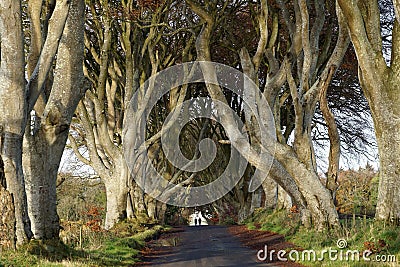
[245,209,400,267]
[0,224,164,267]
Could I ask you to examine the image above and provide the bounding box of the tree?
[0,0,86,244]
[0,0,32,245]
[70,0,136,230]
[68,0,376,230]
[185,0,349,230]
[70,0,198,228]
[338,0,400,221]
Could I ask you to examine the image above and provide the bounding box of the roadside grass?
[246,209,400,267]
[0,221,165,267]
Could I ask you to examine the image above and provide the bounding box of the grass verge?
[0,221,165,267]
[245,209,400,267]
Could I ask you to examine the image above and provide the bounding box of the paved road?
[148,226,276,267]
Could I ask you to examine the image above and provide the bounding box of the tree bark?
[338,0,400,221]
[262,177,278,209]
[277,185,292,210]
[0,0,33,245]
[374,120,400,221]
[24,132,62,239]
[24,0,86,239]
[0,184,15,250]
[320,67,340,199]
[104,175,128,229]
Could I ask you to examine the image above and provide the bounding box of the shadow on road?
[135,225,279,266]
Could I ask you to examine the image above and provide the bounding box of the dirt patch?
[228,225,304,267]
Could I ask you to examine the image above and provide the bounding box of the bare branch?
[252,0,268,72]
[27,0,70,112]
[68,134,91,166]
[186,0,213,24]
[319,66,340,195]
[298,0,311,93]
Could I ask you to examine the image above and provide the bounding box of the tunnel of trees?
[0,0,399,248]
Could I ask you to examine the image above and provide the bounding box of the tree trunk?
[23,0,85,239]
[133,183,147,214]
[126,191,135,219]
[273,143,338,229]
[357,74,400,222]
[0,151,16,250]
[375,125,400,221]
[145,197,157,220]
[289,112,338,228]
[366,88,400,221]
[0,0,33,245]
[357,51,400,222]
[337,0,400,222]
[250,187,263,212]
[156,202,167,224]
[24,130,66,239]
[238,196,252,224]
[262,177,277,209]
[102,160,129,229]
[319,71,340,198]
[1,135,32,245]
[104,178,128,229]
[277,185,292,210]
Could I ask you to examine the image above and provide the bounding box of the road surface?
[146,226,276,266]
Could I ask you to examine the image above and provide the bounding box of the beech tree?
[338,0,400,221]
[184,0,350,229]
[69,0,376,231]
[122,0,373,229]
[70,0,198,228]
[0,0,32,245]
[0,0,85,245]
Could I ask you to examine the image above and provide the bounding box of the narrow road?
[145,226,276,266]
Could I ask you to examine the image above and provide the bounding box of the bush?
[57,173,106,223]
[336,165,378,216]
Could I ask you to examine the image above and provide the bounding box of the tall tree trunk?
[250,187,263,212]
[24,130,67,239]
[145,197,157,220]
[238,195,252,224]
[273,144,338,229]
[338,0,400,221]
[319,72,340,199]
[0,182,15,249]
[374,120,400,220]
[156,202,167,224]
[24,0,86,239]
[0,150,15,249]
[1,135,32,245]
[363,79,400,221]
[0,0,33,245]
[132,183,147,214]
